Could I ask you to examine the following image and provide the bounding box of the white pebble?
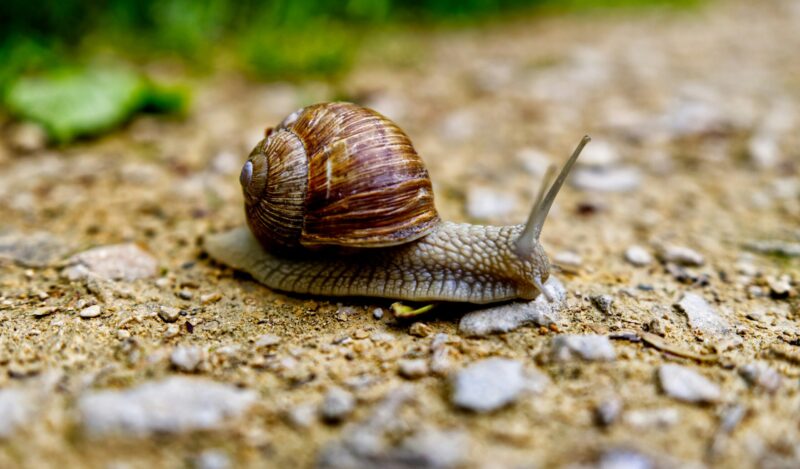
[63,243,157,281]
[624,245,653,266]
[398,359,429,379]
[320,387,355,423]
[658,364,721,403]
[451,358,526,413]
[466,186,516,221]
[551,334,616,362]
[79,304,102,319]
[171,346,204,372]
[659,245,704,266]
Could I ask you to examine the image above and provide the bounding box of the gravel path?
[0,1,799,467]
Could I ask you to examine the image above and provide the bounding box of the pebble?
[164,324,181,339]
[624,408,680,429]
[590,294,614,314]
[571,166,642,192]
[744,240,800,257]
[0,231,72,267]
[450,358,526,413]
[465,186,516,221]
[79,304,102,319]
[658,245,704,266]
[255,334,282,348]
[194,450,231,469]
[553,251,583,270]
[576,140,620,167]
[78,377,257,435]
[286,403,317,429]
[320,387,355,423]
[158,306,182,323]
[200,292,222,304]
[459,277,565,337]
[409,322,432,338]
[63,243,157,281]
[595,449,654,469]
[739,362,782,393]
[372,308,384,320]
[0,388,35,438]
[624,245,653,266]
[595,397,623,427]
[171,346,204,372]
[658,364,721,404]
[32,306,58,318]
[398,359,429,379]
[551,334,617,362]
[674,293,732,339]
[748,133,780,169]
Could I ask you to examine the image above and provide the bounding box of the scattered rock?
[591,294,614,314]
[255,334,282,348]
[576,140,620,167]
[571,166,641,192]
[79,304,102,319]
[0,388,36,438]
[32,306,58,318]
[158,306,182,323]
[674,293,734,344]
[78,377,257,435]
[624,245,653,267]
[658,245,704,266]
[285,403,317,429]
[372,308,384,320]
[63,243,157,281]
[320,387,355,423]
[553,251,583,270]
[595,449,655,469]
[748,133,780,169]
[595,397,623,427]
[744,240,800,257]
[450,358,526,413]
[739,362,782,393]
[409,322,433,338]
[551,334,616,362]
[171,345,205,372]
[398,359,429,379]
[0,231,72,267]
[623,408,680,429]
[766,275,793,298]
[658,364,721,404]
[194,450,231,469]
[466,186,516,220]
[458,277,565,337]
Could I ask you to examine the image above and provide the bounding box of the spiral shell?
[240,102,440,252]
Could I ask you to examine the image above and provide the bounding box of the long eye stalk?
[515,135,590,256]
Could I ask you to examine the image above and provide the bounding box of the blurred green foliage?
[0,0,699,84]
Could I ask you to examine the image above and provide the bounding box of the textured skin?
[205,221,550,304]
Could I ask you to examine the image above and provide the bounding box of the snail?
[205,102,589,304]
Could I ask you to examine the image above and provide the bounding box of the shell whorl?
[241,102,440,253]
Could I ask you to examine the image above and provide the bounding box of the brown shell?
[242,102,440,252]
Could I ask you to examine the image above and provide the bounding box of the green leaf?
[4,67,188,143]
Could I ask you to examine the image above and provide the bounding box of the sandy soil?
[0,1,799,468]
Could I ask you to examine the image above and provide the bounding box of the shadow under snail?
[205,102,589,304]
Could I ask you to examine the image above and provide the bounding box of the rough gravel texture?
[0,1,799,467]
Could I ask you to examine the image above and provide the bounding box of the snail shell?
[240,102,440,252]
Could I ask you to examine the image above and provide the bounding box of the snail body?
[206,102,589,304]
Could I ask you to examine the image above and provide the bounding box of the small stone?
[117,330,131,340]
[158,306,181,323]
[591,294,614,314]
[624,408,680,429]
[595,398,623,427]
[571,166,641,192]
[459,277,565,336]
[659,245,704,266]
[658,364,721,403]
[744,240,800,257]
[409,322,432,338]
[625,245,653,266]
[466,186,516,221]
[31,306,57,318]
[194,450,231,469]
[576,140,620,167]
[0,231,72,267]
[0,388,35,438]
[596,449,654,469]
[398,359,429,379]
[320,387,355,423]
[171,346,204,372]
[748,133,780,169]
[8,122,47,152]
[255,334,281,348]
[164,324,181,339]
[200,292,222,304]
[451,358,525,413]
[63,243,157,281]
[79,377,257,435]
[369,332,394,343]
[372,308,384,320]
[286,403,316,429]
[739,362,782,393]
[79,304,102,319]
[553,251,582,270]
[551,334,616,362]
[766,275,793,298]
[675,293,731,339]
[178,289,193,300]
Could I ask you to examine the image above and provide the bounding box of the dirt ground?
[1,1,799,468]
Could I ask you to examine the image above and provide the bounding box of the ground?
[1,1,799,468]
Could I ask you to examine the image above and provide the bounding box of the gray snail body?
[205,102,589,304]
